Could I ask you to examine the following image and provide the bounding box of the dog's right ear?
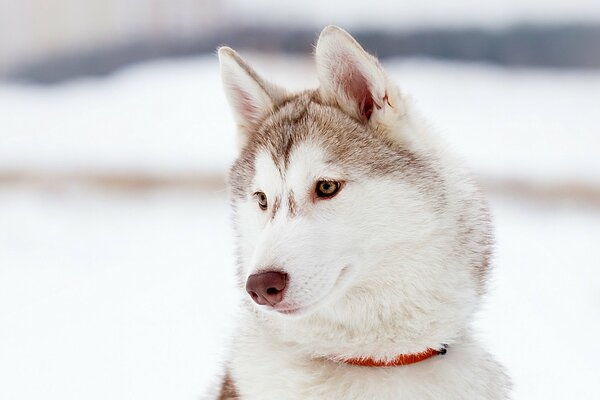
[315,26,390,124]
[218,47,287,149]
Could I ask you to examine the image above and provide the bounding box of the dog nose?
[245,271,288,306]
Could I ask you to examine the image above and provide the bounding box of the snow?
[477,197,600,398]
[0,189,239,400]
[0,55,599,399]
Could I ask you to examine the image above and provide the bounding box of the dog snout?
[245,271,288,306]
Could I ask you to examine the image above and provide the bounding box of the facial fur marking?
[282,133,297,170]
[271,197,281,219]
[288,191,298,217]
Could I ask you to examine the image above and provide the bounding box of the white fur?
[218,26,511,399]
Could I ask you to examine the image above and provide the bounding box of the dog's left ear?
[315,26,390,124]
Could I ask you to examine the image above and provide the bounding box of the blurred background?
[0,1,599,399]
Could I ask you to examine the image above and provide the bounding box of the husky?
[215,26,511,399]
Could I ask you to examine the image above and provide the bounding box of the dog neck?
[260,263,477,362]
[262,296,470,363]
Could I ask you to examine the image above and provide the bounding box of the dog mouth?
[273,266,351,316]
[275,306,302,315]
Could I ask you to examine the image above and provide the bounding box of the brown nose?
[245,271,288,306]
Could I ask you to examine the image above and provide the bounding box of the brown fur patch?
[288,190,298,217]
[229,90,441,205]
[217,371,239,400]
[271,196,281,219]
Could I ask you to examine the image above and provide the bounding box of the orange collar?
[341,345,447,367]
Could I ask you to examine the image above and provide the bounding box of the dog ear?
[315,26,389,123]
[218,47,287,148]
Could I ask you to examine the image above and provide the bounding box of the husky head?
[219,26,491,358]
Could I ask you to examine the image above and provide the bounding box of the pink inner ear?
[232,83,262,126]
[337,54,374,121]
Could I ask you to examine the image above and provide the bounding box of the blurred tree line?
[8,24,600,84]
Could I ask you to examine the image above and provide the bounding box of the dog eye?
[316,180,341,198]
[254,192,268,210]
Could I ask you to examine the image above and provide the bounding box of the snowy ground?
[0,56,599,399]
[0,189,236,399]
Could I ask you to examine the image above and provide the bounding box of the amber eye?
[316,180,341,198]
[254,191,268,210]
